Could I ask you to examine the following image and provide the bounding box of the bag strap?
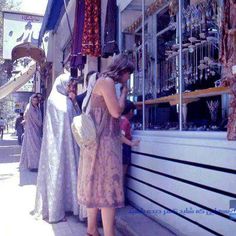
[82,73,98,113]
[82,74,109,138]
[82,87,93,113]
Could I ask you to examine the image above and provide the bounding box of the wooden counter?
[135,86,230,106]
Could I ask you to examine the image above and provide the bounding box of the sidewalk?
[0,133,123,236]
[116,206,176,236]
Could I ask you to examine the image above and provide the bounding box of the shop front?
[118,0,236,235]
[40,0,118,85]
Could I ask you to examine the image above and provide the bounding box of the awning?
[0,61,36,100]
[38,0,64,44]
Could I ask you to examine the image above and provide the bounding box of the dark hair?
[122,100,136,115]
[86,70,97,85]
[102,53,134,82]
[30,94,39,105]
[31,94,38,99]
[68,78,78,86]
[20,113,24,116]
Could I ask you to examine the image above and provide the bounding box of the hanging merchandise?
[121,0,230,131]
[138,45,143,96]
[70,0,86,71]
[81,0,101,57]
[124,0,167,34]
[220,0,236,140]
[102,0,119,58]
[220,0,236,78]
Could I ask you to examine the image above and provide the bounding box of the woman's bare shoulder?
[98,76,114,83]
[94,76,115,94]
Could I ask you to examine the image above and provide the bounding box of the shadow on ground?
[0,173,14,181]
[0,138,21,164]
[0,134,37,186]
[19,168,37,186]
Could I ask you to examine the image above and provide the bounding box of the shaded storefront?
[39,0,236,234]
[39,0,120,84]
[118,0,236,235]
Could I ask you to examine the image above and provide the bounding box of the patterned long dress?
[77,93,124,208]
[220,0,236,140]
[34,74,81,223]
[19,101,42,169]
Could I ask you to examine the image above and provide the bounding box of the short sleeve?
[120,118,129,137]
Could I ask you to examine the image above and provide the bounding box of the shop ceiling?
[120,0,167,32]
[125,0,156,11]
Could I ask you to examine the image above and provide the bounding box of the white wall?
[128,131,236,235]
[47,0,76,82]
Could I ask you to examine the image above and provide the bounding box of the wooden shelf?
[135,86,230,106]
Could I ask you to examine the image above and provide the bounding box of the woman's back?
[77,53,134,236]
[89,92,121,138]
[78,79,124,208]
[34,74,80,223]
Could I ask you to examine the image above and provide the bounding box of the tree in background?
[0,0,21,129]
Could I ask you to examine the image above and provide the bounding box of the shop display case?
[122,0,230,131]
[117,2,236,235]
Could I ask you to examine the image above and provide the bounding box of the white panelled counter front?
[127,131,236,236]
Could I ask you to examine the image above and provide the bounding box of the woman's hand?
[121,84,128,96]
[68,92,76,101]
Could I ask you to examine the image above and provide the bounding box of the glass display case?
[121,0,230,131]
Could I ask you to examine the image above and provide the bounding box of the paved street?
[0,132,123,236]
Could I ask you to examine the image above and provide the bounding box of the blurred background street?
[0,132,123,236]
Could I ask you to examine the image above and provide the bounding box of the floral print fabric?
[220,0,236,140]
[77,93,124,208]
[81,0,101,57]
[34,74,81,222]
[19,97,42,169]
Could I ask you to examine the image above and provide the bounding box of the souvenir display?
[123,0,230,131]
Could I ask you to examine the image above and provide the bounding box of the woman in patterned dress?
[34,74,82,223]
[77,54,134,236]
[19,94,42,170]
